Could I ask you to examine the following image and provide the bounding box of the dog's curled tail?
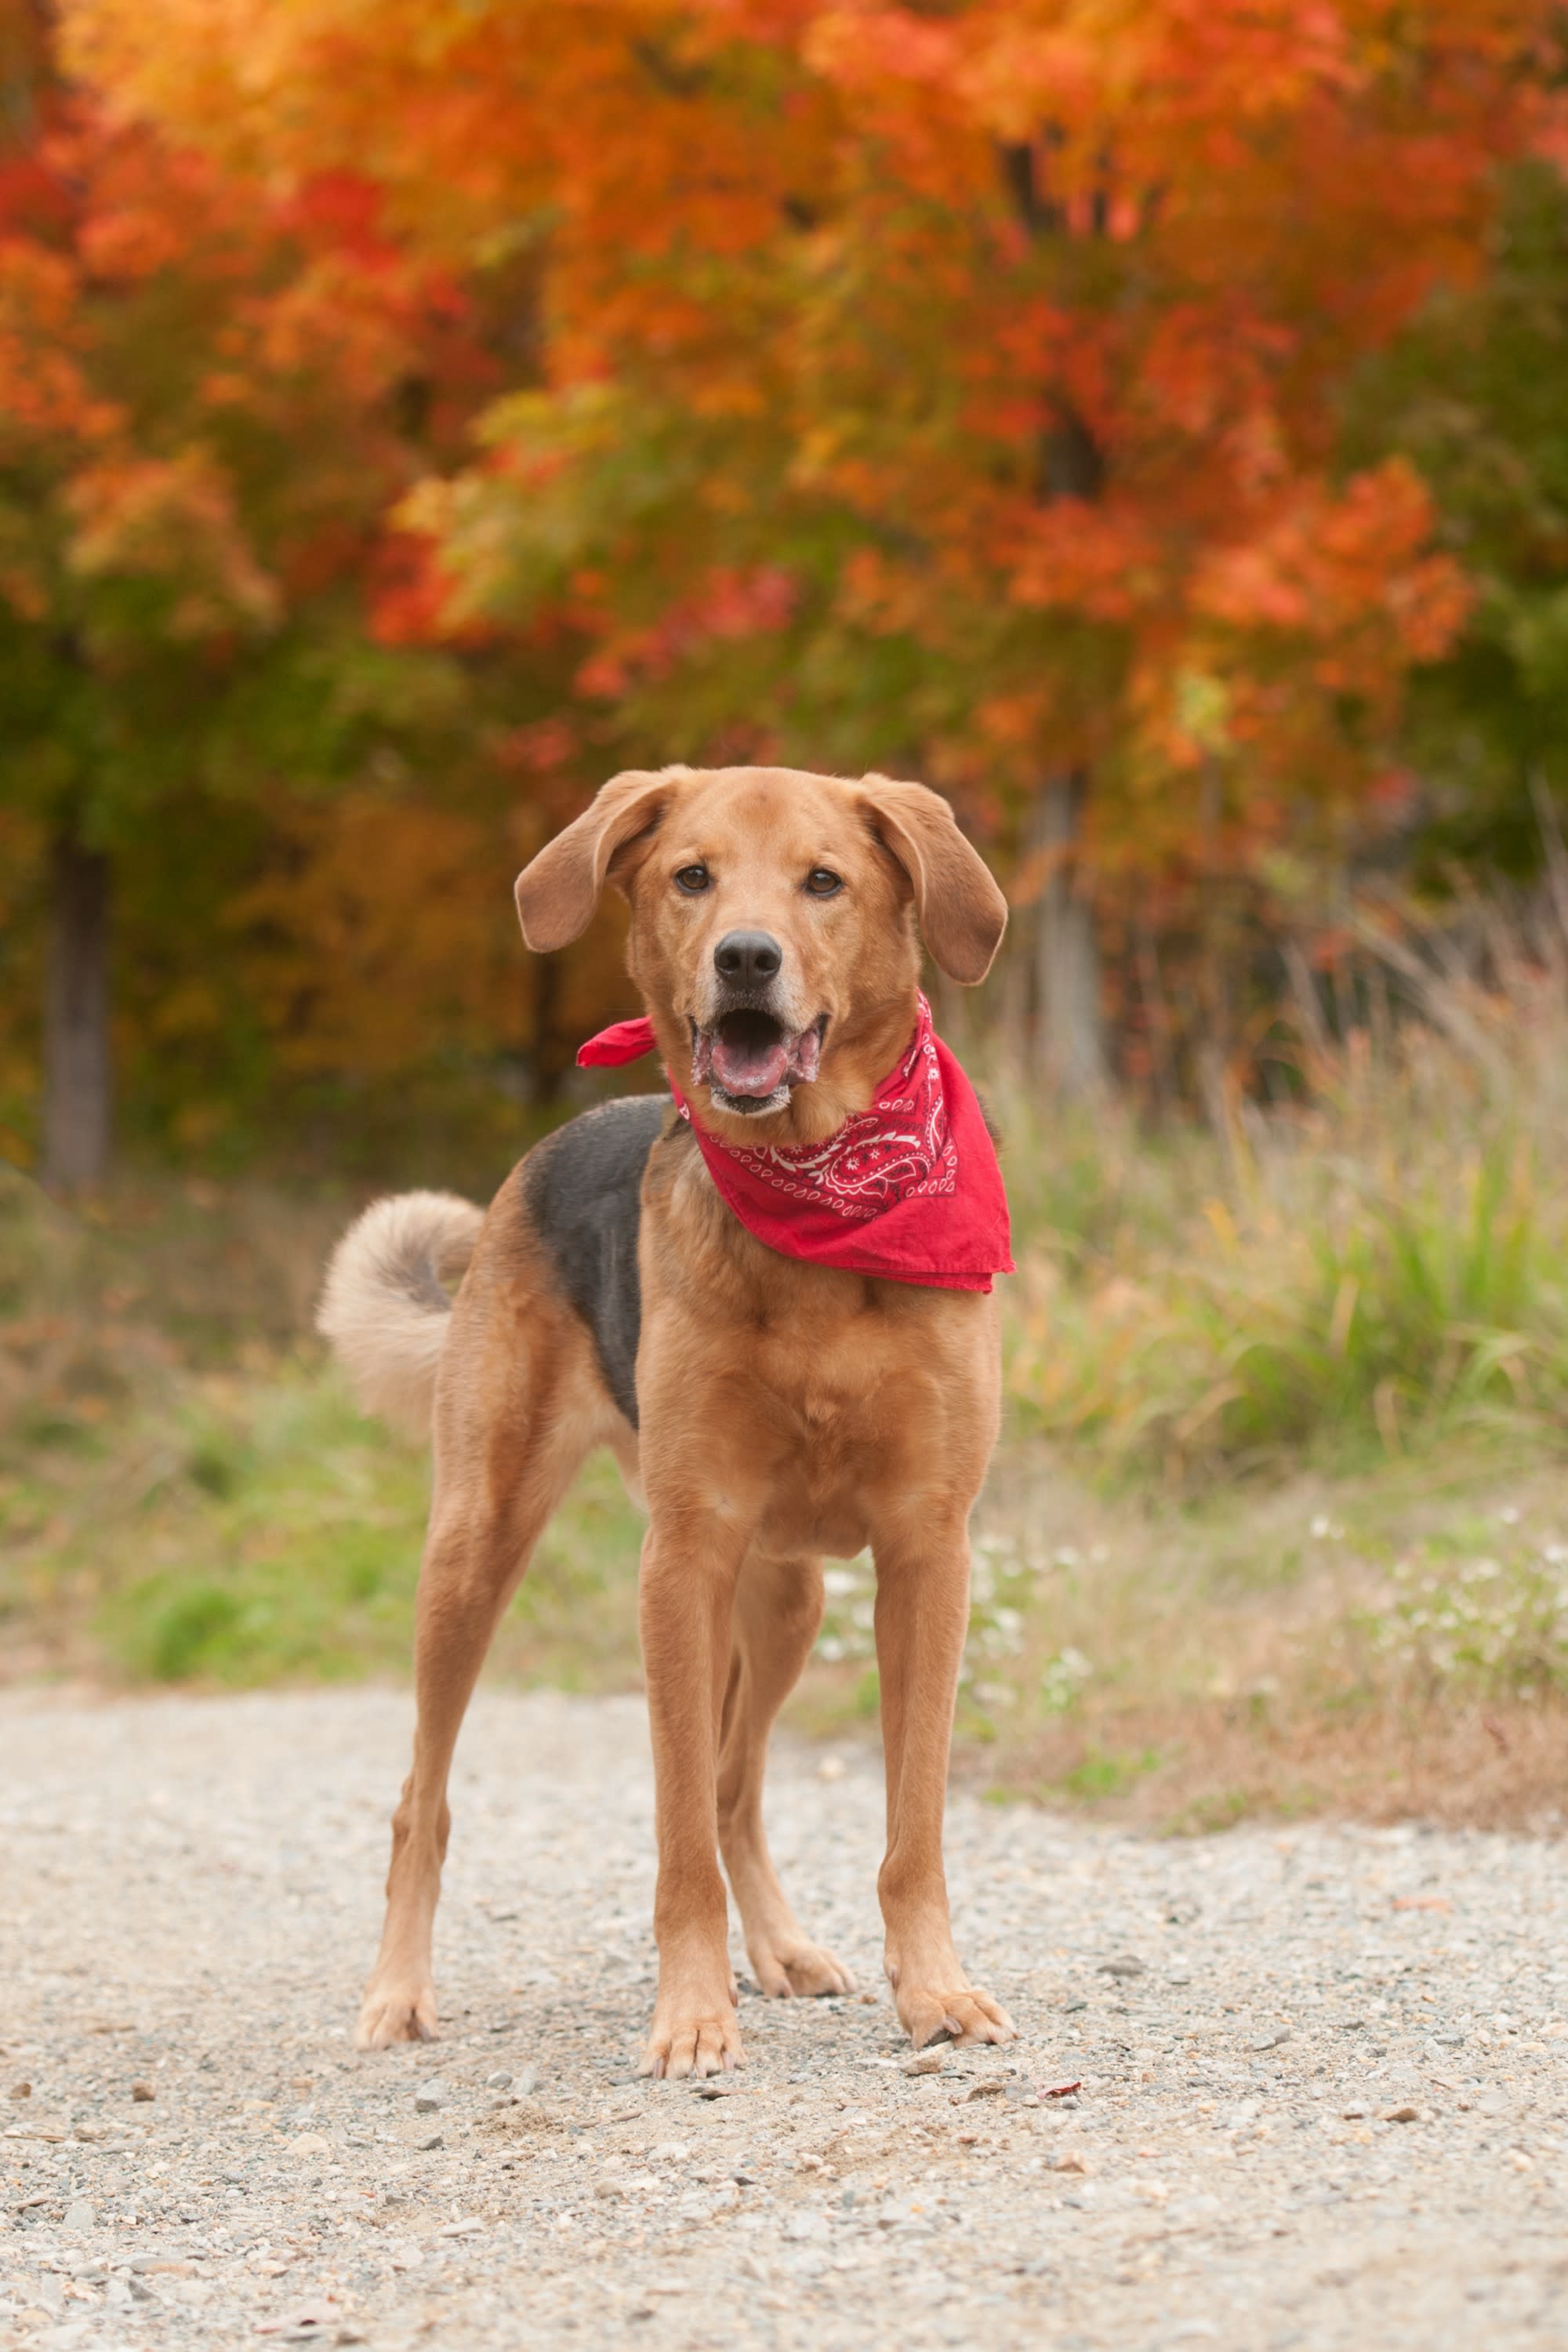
[317,1191,485,1439]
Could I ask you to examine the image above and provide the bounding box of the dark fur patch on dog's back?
[521,1094,670,1428]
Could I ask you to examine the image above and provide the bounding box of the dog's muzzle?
[690,1007,826,1113]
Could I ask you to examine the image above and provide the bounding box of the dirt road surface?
[1,1689,1563,2350]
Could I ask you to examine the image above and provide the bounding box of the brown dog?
[318,765,1016,2075]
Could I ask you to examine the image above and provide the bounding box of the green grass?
[1055,1748,1162,1802]
[93,1374,430,1682]
[0,1167,646,1689]
[23,1364,644,1688]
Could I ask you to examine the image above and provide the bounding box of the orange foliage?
[0,0,1541,1152]
[0,3,525,1160]
[73,0,1551,874]
[0,11,483,667]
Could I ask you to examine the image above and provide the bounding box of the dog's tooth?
[793,1027,822,1082]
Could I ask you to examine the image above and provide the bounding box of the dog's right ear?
[514,770,675,953]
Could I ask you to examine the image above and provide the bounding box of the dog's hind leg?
[356,1286,605,2050]
[717,1550,855,2001]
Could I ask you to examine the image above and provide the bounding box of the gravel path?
[1,1689,1565,2352]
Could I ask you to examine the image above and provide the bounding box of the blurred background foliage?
[8,0,1568,1820]
[7,0,1568,1170]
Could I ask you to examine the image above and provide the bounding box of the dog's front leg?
[873,1519,1016,2050]
[638,1516,746,2078]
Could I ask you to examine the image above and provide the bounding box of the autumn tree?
[62,0,1560,1095]
[0,0,503,1184]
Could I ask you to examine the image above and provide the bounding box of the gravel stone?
[2,1686,1566,2350]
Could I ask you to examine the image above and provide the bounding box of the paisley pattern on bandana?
[695,997,956,1221]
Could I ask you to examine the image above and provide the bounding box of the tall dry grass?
[997,887,1568,1486]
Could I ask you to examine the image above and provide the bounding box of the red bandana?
[577,995,1013,1294]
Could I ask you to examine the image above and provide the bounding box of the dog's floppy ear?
[514,769,674,952]
[860,775,1007,984]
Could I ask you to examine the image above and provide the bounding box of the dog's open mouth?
[690,1011,824,1111]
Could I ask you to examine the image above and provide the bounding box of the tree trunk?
[991,140,1117,1096]
[42,818,112,1191]
[1032,772,1107,1096]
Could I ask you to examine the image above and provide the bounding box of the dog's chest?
[753,1302,906,1425]
[740,1319,949,1555]
[641,1140,996,1544]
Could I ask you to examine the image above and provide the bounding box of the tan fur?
[317,1191,484,1439]
[336,767,1016,2075]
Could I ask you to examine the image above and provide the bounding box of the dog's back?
[517,1094,669,1428]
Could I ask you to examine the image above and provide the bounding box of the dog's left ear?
[860,775,1008,984]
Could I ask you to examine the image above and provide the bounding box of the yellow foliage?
[230,793,521,1078]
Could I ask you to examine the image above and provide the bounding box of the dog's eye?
[804,868,843,898]
[673,865,711,895]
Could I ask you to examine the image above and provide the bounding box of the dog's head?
[515,766,1006,1140]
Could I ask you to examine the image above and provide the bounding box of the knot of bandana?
[575,995,1012,1294]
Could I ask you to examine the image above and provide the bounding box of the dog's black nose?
[713,930,782,986]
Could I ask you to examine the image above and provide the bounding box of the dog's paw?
[356,1981,438,2049]
[748,1936,855,2001]
[895,1982,1015,2050]
[641,2003,743,2081]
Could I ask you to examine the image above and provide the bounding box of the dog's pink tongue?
[711,1029,793,1097]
